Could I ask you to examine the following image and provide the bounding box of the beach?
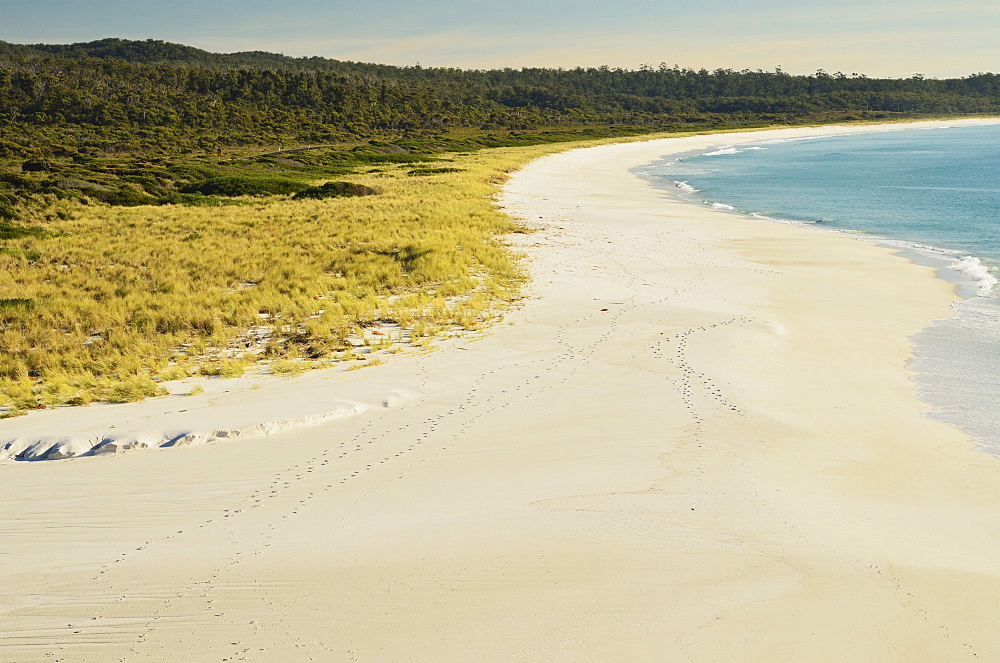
[3,121,1000,661]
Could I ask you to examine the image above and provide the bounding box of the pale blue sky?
[4,0,998,77]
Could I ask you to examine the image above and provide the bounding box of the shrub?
[166,163,223,182]
[55,179,109,191]
[0,298,35,312]
[0,222,46,239]
[406,167,465,176]
[181,175,308,197]
[0,173,33,188]
[104,186,158,206]
[0,202,19,220]
[156,192,225,206]
[292,181,378,200]
[0,247,37,259]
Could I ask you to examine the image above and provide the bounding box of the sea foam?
[702,147,739,156]
[950,256,998,295]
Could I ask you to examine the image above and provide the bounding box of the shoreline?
[639,120,1000,299]
[4,118,1000,463]
[4,121,1000,660]
[630,119,1000,457]
[500,122,1000,657]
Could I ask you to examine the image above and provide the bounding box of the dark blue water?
[639,124,1000,455]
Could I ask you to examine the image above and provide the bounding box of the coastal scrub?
[0,140,586,410]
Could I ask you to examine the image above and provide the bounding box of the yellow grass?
[0,131,705,410]
[0,142,578,408]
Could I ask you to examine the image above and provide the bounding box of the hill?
[2,37,999,160]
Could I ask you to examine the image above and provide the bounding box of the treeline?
[2,38,1000,158]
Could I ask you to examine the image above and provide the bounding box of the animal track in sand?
[80,230,749,660]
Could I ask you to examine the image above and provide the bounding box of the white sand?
[4,120,1000,661]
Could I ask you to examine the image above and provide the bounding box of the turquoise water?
[638,123,1000,455]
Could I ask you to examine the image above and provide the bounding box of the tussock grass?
[198,359,247,378]
[346,357,384,371]
[268,359,308,376]
[0,133,669,410]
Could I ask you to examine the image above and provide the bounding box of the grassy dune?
[0,140,603,413]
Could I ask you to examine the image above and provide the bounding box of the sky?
[4,0,998,78]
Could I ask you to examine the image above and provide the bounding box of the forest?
[3,37,998,219]
[3,37,1000,156]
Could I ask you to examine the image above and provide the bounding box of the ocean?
[636,123,1000,456]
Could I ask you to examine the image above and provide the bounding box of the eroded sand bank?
[3,121,1000,662]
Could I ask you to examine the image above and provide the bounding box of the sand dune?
[0,369,420,460]
[3,120,1000,662]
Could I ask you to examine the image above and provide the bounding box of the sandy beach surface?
[4,120,1000,662]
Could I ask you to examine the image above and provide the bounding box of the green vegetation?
[181,175,307,197]
[1,37,998,411]
[0,135,580,410]
[407,167,465,177]
[292,181,378,199]
[0,298,34,311]
[0,221,49,239]
[4,37,1000,167]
